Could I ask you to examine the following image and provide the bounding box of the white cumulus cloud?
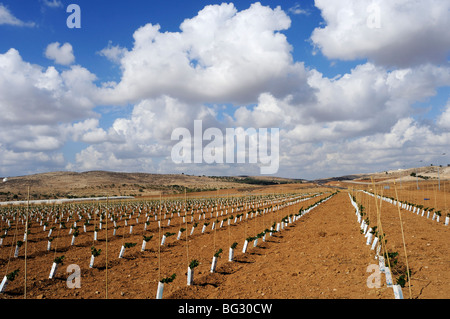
[45,42,75,65]
[1,2,450,179]
[97,2,311,106]
[42,0,63,8]
[0,3,35,27]
[0,48,99,175]
[311,0,450,67]
[437,100,450,131]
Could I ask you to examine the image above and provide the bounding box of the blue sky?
[1,0,334,144]
[0,0,449,179]
[0,1,359,81]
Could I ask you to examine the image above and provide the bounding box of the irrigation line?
[121,204,126,246]
[377,187,394,289]
[244,195,248,244]
[52,204,62,263]
[158,192,162,282]
[433,185,437,216]
[227,192,231,252]
[93,202,98,247]
[371,178,393,289]
[105,197,109,299]
[422,181,425,212]
[444,180,448,217]
[4,202,20,279]
[24,186,30,299]
[393,182,412,299]
[367,190,371,231]
[213,191,217,255]
[184,189,189,271]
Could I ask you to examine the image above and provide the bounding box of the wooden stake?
[393,181,412,299]
[184,189,189,271]
[24,186,30,299]
[105,197,108,299]
[371,177,392,279]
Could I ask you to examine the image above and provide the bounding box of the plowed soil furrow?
[0,191,329,299]
[0,186,448,299]
[354,190,450,299]
[168,192,394,299]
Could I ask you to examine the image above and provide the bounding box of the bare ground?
[0,183,448,300]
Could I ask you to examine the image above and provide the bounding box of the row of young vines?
[348,181,414,299]
[0,188,334,298]
[362,190,449,226]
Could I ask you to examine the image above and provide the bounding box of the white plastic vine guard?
[392,284,404,299]
[156,282,164,299]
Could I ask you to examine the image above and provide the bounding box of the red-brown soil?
[0,184,448,300]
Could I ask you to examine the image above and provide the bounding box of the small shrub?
[214,248,223,258]
[189,259,199,269]
[160,273,176,284]
[6,269,19,281]
[91,247,102,257]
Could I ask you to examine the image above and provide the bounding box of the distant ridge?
[0,170,305,202]
[315,165,449,187]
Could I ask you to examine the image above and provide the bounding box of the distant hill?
[209,175,305,186]
[315,165,449,188]
[314,174,368,184]
[0,171,305,202]
[2,165,445,202]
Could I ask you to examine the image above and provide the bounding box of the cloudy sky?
[0,0,449,180]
